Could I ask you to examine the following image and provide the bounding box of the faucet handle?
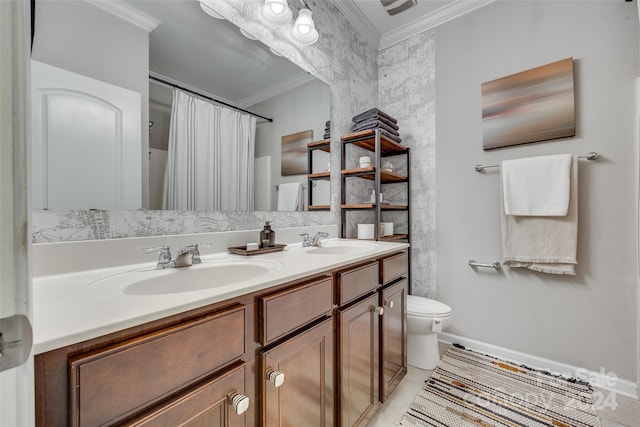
[316,232,329,238]
[143,246,172,264]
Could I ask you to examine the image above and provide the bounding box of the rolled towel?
[352,108,398,124]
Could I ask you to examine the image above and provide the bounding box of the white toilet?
[406,295,453,370]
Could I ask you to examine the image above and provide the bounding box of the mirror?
[30,0,330,212]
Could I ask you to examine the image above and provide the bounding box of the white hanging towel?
[502,154,572,216]
[277,182,302,211]
[501,156,578,275]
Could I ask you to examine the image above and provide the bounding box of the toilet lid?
[407,295,452,317]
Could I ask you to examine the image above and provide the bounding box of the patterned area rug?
[400,345,601,427]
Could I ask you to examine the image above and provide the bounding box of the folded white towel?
[277,182,302,211]
[501,156,578,275]
[502,154,572,216]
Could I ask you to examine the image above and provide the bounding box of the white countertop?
[32,238,408,354]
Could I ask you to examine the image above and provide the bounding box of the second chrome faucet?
[299,232,329,247]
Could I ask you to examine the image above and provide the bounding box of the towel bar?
[474,152,599,172]
[468,259,502,269]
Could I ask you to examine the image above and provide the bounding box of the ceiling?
[102,0,494,107]
[353,0,453,34]
[334,0,495,49]
[118,0,310,107]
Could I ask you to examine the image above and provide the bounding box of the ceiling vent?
[380,0,418,16]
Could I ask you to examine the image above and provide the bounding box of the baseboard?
[439,332,639,400]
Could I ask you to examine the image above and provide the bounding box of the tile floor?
[370,345,640,427]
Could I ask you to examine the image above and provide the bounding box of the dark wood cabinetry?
[35,251,408,427]
[127,363,249,427]
[337,293,380,427]
[380,279,407,402]
[260,318,334,427]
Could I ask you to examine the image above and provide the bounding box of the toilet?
[406,295,453,370]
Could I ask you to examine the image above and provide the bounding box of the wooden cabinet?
[335,260,382,427]
[69,305,247,427]
[258,275,334,426]
[337,293,380,427]
[260,318,334,427]
[127,363,249,427]
[379,251,408,402]
[380,279,407,402]
[35,252,409,427]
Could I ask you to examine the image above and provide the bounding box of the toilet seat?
[407,295,452,318]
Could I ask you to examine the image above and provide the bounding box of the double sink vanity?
[33,229,409,427]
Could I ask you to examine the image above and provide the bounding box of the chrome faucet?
[299,232,330,247]
[175,243,203,267]
[143,243,205,269]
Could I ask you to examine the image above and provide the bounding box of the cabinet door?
[126,363,249,427]
[338,294,380,427]
[261,318,334,427]
[380,279,407,402]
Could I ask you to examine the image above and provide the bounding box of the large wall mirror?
[30,0,330,212]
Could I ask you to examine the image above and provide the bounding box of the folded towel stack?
[351,108,401,143]
[323,120,330,139]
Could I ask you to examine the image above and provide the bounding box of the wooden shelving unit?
[307,139,331,211]
[339,129,411,243]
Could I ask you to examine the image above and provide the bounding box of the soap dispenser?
[260,221,275,248]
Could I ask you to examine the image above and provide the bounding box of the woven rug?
[400,345,601,427]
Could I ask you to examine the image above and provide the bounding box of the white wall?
[436,1,638,385]
[31,0,150,207]
[251,79,330,210]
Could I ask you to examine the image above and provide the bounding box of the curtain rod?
[149,75,273,123]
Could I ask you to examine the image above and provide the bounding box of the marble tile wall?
[33,0,379,243]
[378,31,437,298]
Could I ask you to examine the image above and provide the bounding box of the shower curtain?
[163,88,256,211]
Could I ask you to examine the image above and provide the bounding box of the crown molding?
[236,71,316,108]
[330,0,380,50]
[379,0,496,50]
[86,0,161,33]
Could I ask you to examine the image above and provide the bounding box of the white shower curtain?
[163,88,256,211]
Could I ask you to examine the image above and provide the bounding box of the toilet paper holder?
[468,259,502,269]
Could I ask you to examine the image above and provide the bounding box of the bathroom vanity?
[33,238,408,427]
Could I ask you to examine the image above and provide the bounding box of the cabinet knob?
[372,306,384,316]
[267,369,285,388]
[228,392,250,415]
[385,300,394,309]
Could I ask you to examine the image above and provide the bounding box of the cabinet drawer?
[336,261,379,306]
[127,363,248,427]
[381,252,407,285]
[259,276,333,345]
[69,305,246,427]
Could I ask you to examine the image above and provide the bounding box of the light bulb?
[270,2,284,14]
[298,24,311,35]
[262,0,292,25]
[291,8,318,45]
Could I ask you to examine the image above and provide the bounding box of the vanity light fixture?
[261,0,319,46]
[291,7,318,45]
[261,0,293,25]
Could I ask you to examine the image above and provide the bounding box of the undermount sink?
[87,258,283,295]
[302,240,377,255]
